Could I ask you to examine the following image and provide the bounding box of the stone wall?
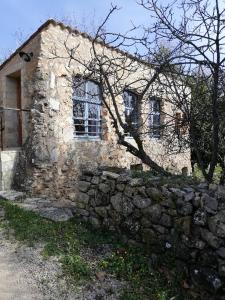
[75,168,225,295]
[0,150,21,190]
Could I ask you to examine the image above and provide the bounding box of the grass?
[131,169,199,188]
[193,164,223,183]
[0,200,185,299]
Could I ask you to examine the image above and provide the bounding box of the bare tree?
[136,0,225,182]
[51,0,225,179]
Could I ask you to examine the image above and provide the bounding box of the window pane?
[86,81,101,103]
[74,119,85,135]
[88,120,101,136]
[123,90,138,133]
[73,77,85,98]
[73,101,85,118]
[88,103,99,119]
[123,91,130,108]
[153,114,160,126]
[149,98,161,138]
[72,77,102,137]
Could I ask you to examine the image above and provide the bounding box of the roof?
[0,19,151,72]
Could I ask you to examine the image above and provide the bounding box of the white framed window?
[72,77,102,138]
[149,98,161,138]
[123,90,138,135]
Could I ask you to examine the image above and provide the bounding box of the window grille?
[72,77,102,137]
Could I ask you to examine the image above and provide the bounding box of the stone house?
[0,20,191,198]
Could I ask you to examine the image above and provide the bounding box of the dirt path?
[0,229,76,300]
[0,231,43,300]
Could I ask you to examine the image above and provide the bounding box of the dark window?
[72,77,102,137]
[123,90,138,135]
[149,98,161,138]
[175,112,182,136]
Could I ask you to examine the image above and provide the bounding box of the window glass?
[149,98,161,138]
[73,78,102,137]
[123,90,138,135]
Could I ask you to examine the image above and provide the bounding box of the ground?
[0,197,185,300]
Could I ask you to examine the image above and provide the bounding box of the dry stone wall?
[76,168,225,296]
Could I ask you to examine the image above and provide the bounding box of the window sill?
[74,136,102,142]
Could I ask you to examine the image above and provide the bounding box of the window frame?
[149,97,161,139]
[72,77,102,139]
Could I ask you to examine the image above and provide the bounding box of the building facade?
[0,20,191,198]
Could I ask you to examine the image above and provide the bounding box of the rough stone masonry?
[75,168,225,297]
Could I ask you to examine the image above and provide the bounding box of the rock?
[97,192,110,206]
[167,209,177,216]
[183,187,195,193]
[197,182,208,190]
[91,176,100,185]
[184,192,195,202]
[39,207,74,222]
[177,200,193,216]
[217,248,225,259]
[88,189,96,197]
[190,267,222,293]
[117,174,130,183]
[95,271,106,282]
[123,186,134,198]
[99,183,111,194]
[218,260,225,277]
[200,228,222,249]
[67,192,76,201]
[202,193,218,214]
[110,193,123,212]
[192,196,201,208]
[146,187,164,202]
[193,209,207,226]
[102,171,120,179]
[95,207,108,218]
[121,218,140,233]
[192,239,206,250]
[132,195,151,209]
[141,217,152,228]
[175,216,191,235]
[169,188,185,198]
[76,209,89,217]
[122,197,134,217]
[108,210,121,224]
[78,181,91,192]
[142,228,157,244]
[110,194,134,216]
[217,185,225,199]
[129,178,143,187]
[77,192,89,205]
[159,213,172,227]
[116,184,125,192]
[137,186,147,197]
[143,204,162,223]
[160,198,175,208]
[89,217,100,228]
[208,210,225,238]
[152,224,168,234]
[209,183,218,191]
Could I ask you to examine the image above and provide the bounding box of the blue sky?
[0,0,153,60]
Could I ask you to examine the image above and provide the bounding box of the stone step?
[0,190,25,202]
